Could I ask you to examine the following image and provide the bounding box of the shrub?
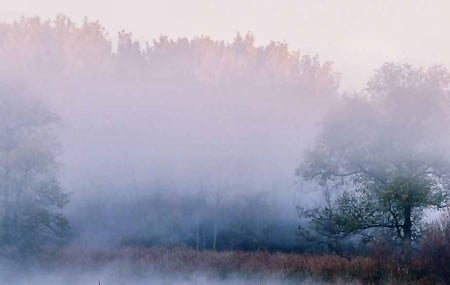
[417,210,450,284]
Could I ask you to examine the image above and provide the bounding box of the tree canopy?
[0,86,69,256]
[298,63,450,258]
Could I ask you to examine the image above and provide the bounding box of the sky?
[1,0,450,91]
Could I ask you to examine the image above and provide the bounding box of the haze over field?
[1,1,450,284]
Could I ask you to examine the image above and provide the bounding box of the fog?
[1,11,449,284]
[0,16,341,253]
[0,263,336,285]
[0,248,360,285]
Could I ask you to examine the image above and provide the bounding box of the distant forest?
[0,16,338,95]
[0,16,345,253]
[9,14,431,256]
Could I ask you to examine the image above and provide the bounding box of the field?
[10,247,428,285]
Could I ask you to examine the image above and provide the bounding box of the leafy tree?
[298,63,450,260]
[0,87,69,256]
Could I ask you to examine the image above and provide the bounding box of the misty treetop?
[298,63,450,258]
[0,16,338,100]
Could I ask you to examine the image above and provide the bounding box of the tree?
[0,86,69,256]
[298,63,450,260]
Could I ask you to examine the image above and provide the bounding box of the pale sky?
[1,0,450,91]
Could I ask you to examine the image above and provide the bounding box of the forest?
[0,16,450,284]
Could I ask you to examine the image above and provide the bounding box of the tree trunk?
[212,221,217,251]
[212,191,220,251]
[196,216,200,251]
[3,152,11,240]
[402,204,412,263]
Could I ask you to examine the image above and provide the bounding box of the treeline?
[70,189,304,252]
[0,16,340,255]
[0,15,338,99]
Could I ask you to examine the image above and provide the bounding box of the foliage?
[0,86,69,256]
[298,64,450,257]
[0,16,338,103]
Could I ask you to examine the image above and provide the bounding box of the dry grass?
[42,247,434,284]
[416,211,450,284]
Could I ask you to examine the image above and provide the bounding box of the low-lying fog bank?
[0,248,363,285]
[2,270,313,285]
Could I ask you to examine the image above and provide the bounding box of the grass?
[41,247,435,284]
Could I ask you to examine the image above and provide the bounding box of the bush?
[417,210,450,284]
